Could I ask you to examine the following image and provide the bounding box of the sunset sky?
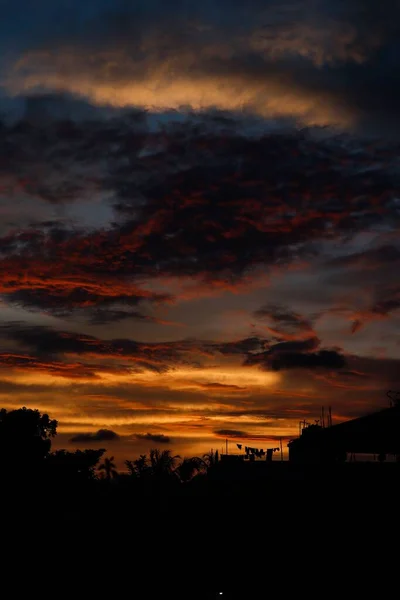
[0,1,399,465]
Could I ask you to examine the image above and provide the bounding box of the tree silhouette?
[0,407,58,477]
[125,459,137,477]
[203,450,219,470]
[125,454,149,478]
[135,454,149,475]
[177,456,206,482]
[98,456,118,480]
[149,449,180,479]
[48,449,105,482]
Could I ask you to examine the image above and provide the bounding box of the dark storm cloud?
[0,113,398,320]
[0,100,397,345]
[3,1,400,136]
[70,428,120,443]
[0,315,348,383]
[0,322,270,374]
[270,350,346,371]
[0,322,198,372]
[5,289,164,320]
[245,334,346,371]
[134,433,171,444]
[264,337,321,355]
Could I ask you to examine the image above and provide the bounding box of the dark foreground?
[4,461,399,593]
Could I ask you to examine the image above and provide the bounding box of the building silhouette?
[288,404,400,463]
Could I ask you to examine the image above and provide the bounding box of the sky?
[0,1,400,465]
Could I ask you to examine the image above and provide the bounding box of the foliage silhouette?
[177,456,207,482]
[149,448,180,479]
[0,407,57,476]
[203,450,219,470]
[125,454,149,479]
[98,455,118,480]
[48,448,105,482]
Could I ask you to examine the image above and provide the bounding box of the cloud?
[245,335,346,371]
[214,429,249,439]
[317,279,400,334]
[0,352,114,380]
[0,111,398,325]
[214,337,267,356]
[69,429,120,443]
[268,349,347,371]
[134,433,171,444]
[213,428,283,441]
[197,382,247,391]
[0,322,269,377]
[254,304,314,340]
[3,2,400,135]
[87,309,161,325]
[265,337,321,355]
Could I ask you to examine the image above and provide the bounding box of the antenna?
[328,406,332,427]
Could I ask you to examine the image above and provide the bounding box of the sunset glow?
[0,1,399,467]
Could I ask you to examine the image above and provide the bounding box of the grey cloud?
[247,348,346,371]
[254,304,314,338]
[214,429,248,438]
[69,428,120,443]
[244,336,346,371]
[134,433,171,444]
[0,322,268,375]
[214,337,266,356]
[266,337,321,355]
[0,109,399,326]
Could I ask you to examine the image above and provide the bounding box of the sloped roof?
[327,405,400,453]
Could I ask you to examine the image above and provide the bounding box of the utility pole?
[226,438,228,455]
[280,437,283,462]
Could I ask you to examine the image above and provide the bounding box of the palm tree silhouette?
[149,449,180,478]
[125,459,136,477]
[125,454,149,478]
[177,457,206,482]
[98,456,118,481]
[135,454,149,476]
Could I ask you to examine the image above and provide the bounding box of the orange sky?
[0,1,399,467]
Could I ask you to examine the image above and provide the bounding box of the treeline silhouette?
[0,407,220,488]
[1,406,397,590]
[0,408,400,600]
[3,406,400,493]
